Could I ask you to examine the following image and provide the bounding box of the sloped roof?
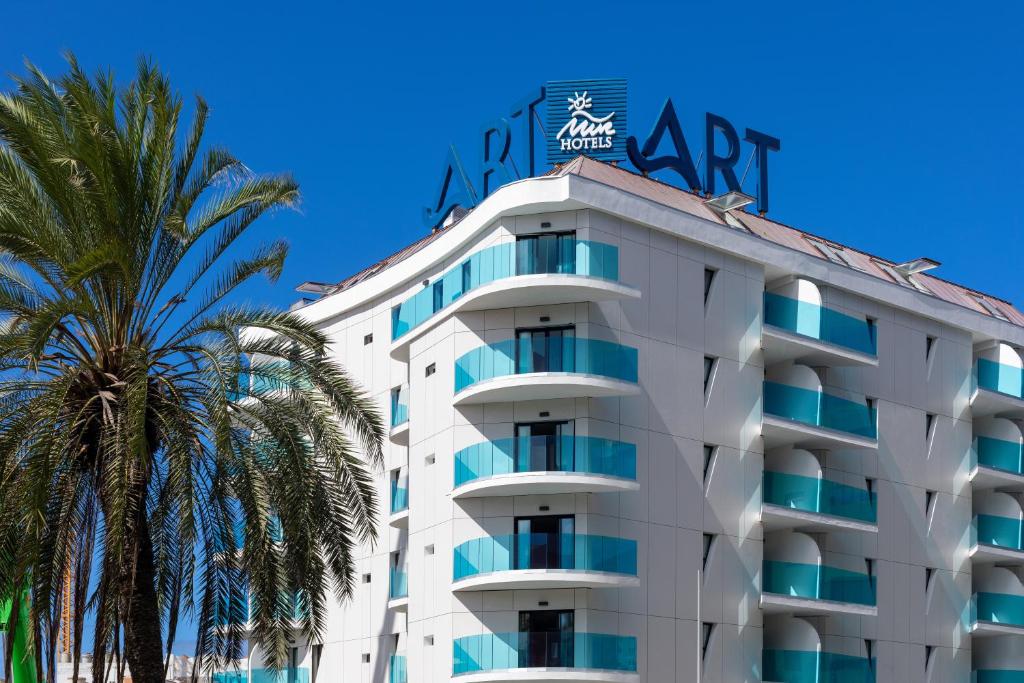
[312,156,1024,327]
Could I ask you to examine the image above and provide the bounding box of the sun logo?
[567,91,592,113]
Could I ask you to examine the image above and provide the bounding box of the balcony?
[762,292,878,368]
[388,566,408,610]
[973,435,1024,491]
[390,238,639,350]
[452,435,638,498]
[390,385,410,441]
[452,533,638,591]
[761,471,877,533]
[763,649,875,683]
[250,669,310,683]
[972,514,1024,564]
[390,655,407,683]
[973,671,1024,683]
[452,632,638,683]
[453,337,639,405]
[761,560,877,616]
[212,672,247,683]
[390,479,409,527]
[972,592,1024,636]
[973,359,1024,418]
[762,381,877,449]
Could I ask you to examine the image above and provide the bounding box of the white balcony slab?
[389,508,409,528]
[971,621,1024,637]
[760,504,878,534]
[761,415,878,450]
[452,472,638,499]
[972,388,1024,419]
[762,326,878,368]
[970,543,1024,565]
[389,421,410,443]
[453,374,639,406]
[451,670,639,683]
[970,465,1024,492]
[451,569,639,592]
[760,592,877,617]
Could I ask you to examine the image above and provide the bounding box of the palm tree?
[0,55,385,683]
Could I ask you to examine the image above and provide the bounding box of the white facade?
[235,161,1024,683]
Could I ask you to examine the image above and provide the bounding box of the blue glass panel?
[975,514,1024,551]
[250,669,310,683]
[391,240,621,342]
[764,292,877,356]
[978,358,1024,399]
[390,386,409,428]
[390,480,409,514]
[389,655,407,683]
[389,566,408,600]
[763,649,875,683]
[454,435,637,488]
[974,592,1024,626]
[763,381,877,439]
[974,670,1024,683]
[452,632,637,674]
[455,337,638,394]
[763,471,877,523]
[453,534,637,580]
[213,672,247,683]
[763,560,876,606]
[977,436,1024,475]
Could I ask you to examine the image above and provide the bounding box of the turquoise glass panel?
[974,671,1024,683]
[763,471,877,523]
[977,358,1024,399]
[974,592,1024,626]
[390,386,409,428]
[453,534,637,580]
[452,632,637,674]
[389,566,408,600]
[764,292,877,356]
[762,560,876,606]
[763,649,875,683]
[391,239,621,341]
[250,669,310,683]
[454,435,636,488]
[763,381,877,439]
[214,593,250,626]
[213,672,247,683]
[975,514,1024,551]
[454,337,638,393]
[390,480,409,514]
[977,436,1024,475]
[389,655,407,683]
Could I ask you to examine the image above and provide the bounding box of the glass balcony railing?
[454,435,636,488]
[977,358,1024,399]
[453,632,637,674]
[389,655,407,683]
[212,672,247,683]
[453,533,637,581]
[763,471,877,524]
[390,385,409,429]
[250,669,310,683]
[391,239,621,341]
[390,479,409,514]
[763,649,875,683]
[975,514,1024,551]
[763,292,877,356]
[973,592,1024,627]
[762,560,876,606]
[763,381,877,439]
[455,337,638,394]
[389,566,408,600]
[976,436,1024,476]
[973,670,1024,683]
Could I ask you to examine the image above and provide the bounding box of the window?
[516,326,574,373]
[516,232,575,275]
[925,490,936,518]
[925,335,936,361]
[432,280,444,313]
[701,623,715,661]
[364,333,373,345]
[425,363,436,377]
[703,356,716,393]
[925,413,936,441]
[925,567,936,593]
[704,268,717,305]
[702,533,715,570]
[874,260,932,294]
[703,445,716,482]
[461,260,472,294]
[424,636,434,646]
[362,573,372,584]
[361,654,370,664]
[973,295,1010,321]
[806,237,865,271]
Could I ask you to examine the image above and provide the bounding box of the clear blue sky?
[5,0,1022,656]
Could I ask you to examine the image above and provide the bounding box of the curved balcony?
[973,434,1024,491]
[761,560,877,617]
[390,239,640,350]
[973,354,1024,418]
[388,566,408,611]
[452,631,638,683]
[453,337,639,405]
[452,533,638,591]
[452,435,638,498]
[390,479,409,527]
[762,471,877,533]
[972,592,1024,637]
[762,290,878,368]
[390,385,410,442]
[762,381,877,450]
[763,649,875,683]
[972,514,1024,564]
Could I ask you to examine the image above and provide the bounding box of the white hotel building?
[232,156,1024,683]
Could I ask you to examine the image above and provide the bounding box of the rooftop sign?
[423,80,780,229]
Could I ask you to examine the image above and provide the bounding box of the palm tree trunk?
[122,514,165,683]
